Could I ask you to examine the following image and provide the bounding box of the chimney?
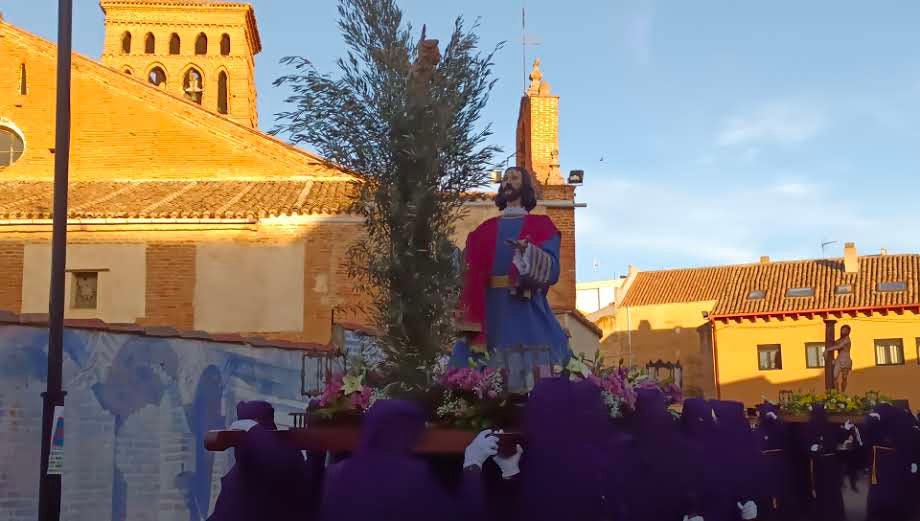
[759,256,770,264]
[844,242,858,273]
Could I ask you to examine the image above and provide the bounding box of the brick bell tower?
[99,0,262,128]
[516,58,577,311]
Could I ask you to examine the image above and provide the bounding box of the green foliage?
[779,389,890,415]
[273,0,502,392]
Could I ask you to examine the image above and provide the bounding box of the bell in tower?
[99,0,262,128]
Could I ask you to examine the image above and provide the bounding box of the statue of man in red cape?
[450,167,571,381]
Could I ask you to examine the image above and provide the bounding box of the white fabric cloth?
[229,419,258,431]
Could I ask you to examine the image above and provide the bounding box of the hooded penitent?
[755,402,794,519]
[516,377,624,521]
[709,400,763,521]
[318,400,459,521]
[620,388,701,521]
[679,398,724,521]
[801,404,846,521]
[865,404,915,521]
[208,401,315,521]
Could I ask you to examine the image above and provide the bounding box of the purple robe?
[516,377,623,521]
[865,405,915,520]
[680,398,722,521]
[318,400,472,521]
[801,405,846,521]
[709,400,763,521]
[755,402,794,519]
[621,388,701,521]
[208,401,315,521]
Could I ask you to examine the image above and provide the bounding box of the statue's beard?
[501,185,521,204]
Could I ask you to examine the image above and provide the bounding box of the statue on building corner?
[450,166,570,389]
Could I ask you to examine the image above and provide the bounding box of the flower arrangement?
[778,389,889,416]
[433,367,517,430]
[571,355,683,418]
[308,371,381,421]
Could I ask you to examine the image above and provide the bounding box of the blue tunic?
[450,215,570,387]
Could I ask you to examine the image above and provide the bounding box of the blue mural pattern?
[0,324,330,521]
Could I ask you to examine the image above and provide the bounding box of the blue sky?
[4,0,920,281]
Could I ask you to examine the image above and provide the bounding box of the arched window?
[220,34,230,55]
[183,68,203,104]
[121,32,132,54]
[169,33,181,55]
[148,67,167,87]
[144,33,155,54]
[19,64,27,95]
[0,126,26,167]
[195,33,208,55]
[217,71,229,114]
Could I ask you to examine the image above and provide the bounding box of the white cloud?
[575,173,889,271]
[625,10,653,65]
[770,181,816,197]
[716,101,826,147]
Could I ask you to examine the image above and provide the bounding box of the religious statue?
[450,166,570,385]
[825,324,852,392]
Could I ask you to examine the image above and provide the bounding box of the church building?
[0,1,594,353]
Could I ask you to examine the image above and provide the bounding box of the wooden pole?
[823,319,837,391]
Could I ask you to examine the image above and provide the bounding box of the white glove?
[869,412,881,420]
[911,463,918,474]
[738,500,758,520]
[810,444,820,453]
[229,419,258,431]
[765,411,778,420]
[843,420,854,431]
[683,516,704,521]
[493,444,523,479]
[463,429,498,469]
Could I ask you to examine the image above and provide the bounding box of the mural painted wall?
[0,324,340,521]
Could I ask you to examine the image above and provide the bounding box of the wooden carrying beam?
[204,427,483,454]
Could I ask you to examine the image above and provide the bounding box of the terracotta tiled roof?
[621,254,920,317]
[0,311,336,353]
[0,180,494,221]
[620,266,739,307]
[0,180,359,220]
[712,255,920,317]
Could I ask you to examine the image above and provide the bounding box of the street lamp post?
[37,2,73,521]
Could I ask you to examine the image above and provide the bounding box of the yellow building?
[602,243,920,406]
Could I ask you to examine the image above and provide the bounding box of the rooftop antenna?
[521,1,542,92]
[821,240,838,257]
